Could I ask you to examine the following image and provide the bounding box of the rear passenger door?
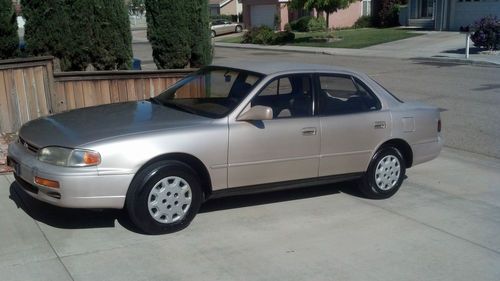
[228,74,320,188]
[316,74,391,176]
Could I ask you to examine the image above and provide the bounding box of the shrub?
[253,26,275,45]
[242,26,294,45]
[290,16,313,32]
[373,0,402,27]
[273,30,295,45]
[308,16,326,32]
[471,16,500,50]
[0,0,18,59]
[353,16,373,28]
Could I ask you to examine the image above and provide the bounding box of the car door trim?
[210,172,364,199]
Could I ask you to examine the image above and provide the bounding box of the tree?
[289,0,357,29]
[0,0,18,59]
[22,0,132,71]
[91,0,133,70]
[22,0,73,68]
[188,0,212,67]
[145,0,212,69]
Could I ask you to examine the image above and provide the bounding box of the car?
[7,62,443,234]
[210,19,243,37]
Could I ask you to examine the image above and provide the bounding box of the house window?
[362,0,372,16]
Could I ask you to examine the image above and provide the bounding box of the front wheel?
[235,25,243,33]
[357,147,406,199]
[211,30,216,38]
[126,161,203,234]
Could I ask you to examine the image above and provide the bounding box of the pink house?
[241,0,372,30]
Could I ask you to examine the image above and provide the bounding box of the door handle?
[374,121,386,129]
[301,127,317,136]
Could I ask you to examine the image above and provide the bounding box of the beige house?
[241,0,371,31]
[209,0,243,16]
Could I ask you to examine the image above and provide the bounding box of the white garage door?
[251,5,276,28]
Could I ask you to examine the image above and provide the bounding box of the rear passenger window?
[252,75,313,118]
[318,75,380,116]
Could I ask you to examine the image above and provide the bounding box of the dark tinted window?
[252,75,313,119]
[318,75,380,116]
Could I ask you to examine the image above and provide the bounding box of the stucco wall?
[220,0,238,15]
[327,1,362,28]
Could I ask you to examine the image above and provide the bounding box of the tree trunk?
[326,12,330,30]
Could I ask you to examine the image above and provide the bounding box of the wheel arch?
[376,139,413,168]
[133,153,213,200]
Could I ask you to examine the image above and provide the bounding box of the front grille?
[18,136,39,154]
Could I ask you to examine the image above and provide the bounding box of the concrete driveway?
[1,147,499,281]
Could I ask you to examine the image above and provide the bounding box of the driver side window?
[251,75,313,119]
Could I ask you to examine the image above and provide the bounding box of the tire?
[126,160,203,234]
[211,30,216,38]
[235,25,242,33]
[358,147,406,199]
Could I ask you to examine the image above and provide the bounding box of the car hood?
[19,101,212,148]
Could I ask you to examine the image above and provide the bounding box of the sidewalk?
[215,31,500,66]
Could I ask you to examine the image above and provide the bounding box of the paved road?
[1,147,499,281]
[213,48,500,159]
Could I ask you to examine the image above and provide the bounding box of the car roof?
[211,60,359,76]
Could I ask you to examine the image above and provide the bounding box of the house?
[209,0,243,17]
[240,0,372,30]
[404,0,500,30]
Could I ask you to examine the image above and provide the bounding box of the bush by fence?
[0,0,18,60]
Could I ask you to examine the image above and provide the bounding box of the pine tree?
[145,0,192,69]
[0,0,18,59]
[91,0,133,70]
[22,0,132,71]
[22,0,73,69]
[146,0,212,69]
[188,0,212,67]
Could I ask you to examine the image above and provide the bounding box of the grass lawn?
[219,28,422,49]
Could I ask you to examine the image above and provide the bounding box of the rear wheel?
[126,160,202,234]
[358,147,406,199]
[211,30,216,38]
[235,25,243,33]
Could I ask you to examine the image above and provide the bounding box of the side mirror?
[237,106,273,121]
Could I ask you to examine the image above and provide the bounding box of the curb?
[214,42,500,67]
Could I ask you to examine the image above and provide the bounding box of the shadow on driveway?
[8,180,363,234]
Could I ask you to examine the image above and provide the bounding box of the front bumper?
[7,141,134,209]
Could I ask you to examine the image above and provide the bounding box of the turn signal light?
[83,151,101,165]
[35,176,60,189]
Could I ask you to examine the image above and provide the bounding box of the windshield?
[154,67,264,118]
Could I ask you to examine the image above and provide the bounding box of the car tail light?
[437,119,441,133]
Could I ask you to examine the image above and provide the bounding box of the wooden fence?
[0,57,194,133]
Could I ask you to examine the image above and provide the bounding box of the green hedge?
[0,0,18,59]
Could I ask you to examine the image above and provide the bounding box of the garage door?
[251,5,276,28]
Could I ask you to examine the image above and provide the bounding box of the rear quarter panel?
[389,102,442,166]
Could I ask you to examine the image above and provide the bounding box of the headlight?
[37,147,101,167]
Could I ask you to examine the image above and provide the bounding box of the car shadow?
[9,179,366,234]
